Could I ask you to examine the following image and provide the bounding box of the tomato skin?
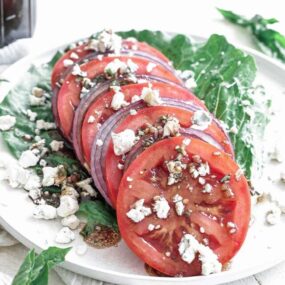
[51,40,170,89]
[117,136,250,277]
[81,82,206,166]
[55,55,181,141]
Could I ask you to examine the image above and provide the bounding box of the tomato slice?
[80,82,206,166]
[105,106,233,206]
[55,55,181,141]
[51,40,170,89]
[117,136,250,277]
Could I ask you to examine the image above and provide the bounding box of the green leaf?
[77,200,118,236]
[217,8,285,63]
[217,8,251,27]
[12,247,70,285]
[0,52,88,179]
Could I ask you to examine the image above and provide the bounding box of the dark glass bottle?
[0,0,36,47]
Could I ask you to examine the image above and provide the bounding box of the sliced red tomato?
[51,40,170,89]
[117,136,250,277]
[55,55,182,141]
[105,106,233,206]
[80,82,206,166]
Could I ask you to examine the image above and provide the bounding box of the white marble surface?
[0,0,285,284]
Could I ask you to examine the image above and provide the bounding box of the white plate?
[0,35,285,285]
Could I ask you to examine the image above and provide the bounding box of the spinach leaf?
[12,247,70,285]
[0,52,88,178]
[218,8,285,63]
[77,200,118,236]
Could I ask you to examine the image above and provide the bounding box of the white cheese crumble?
[163,117,180,137]
[29,95,45,106]
[153,196,170,219]
[76,178,97,197]
[130,109,137,115]
[140,86,162,106]
[148,224,155,231]
[166,160,186,185]
[111,129,137,156]
[50,140,64,152]
[32,87,44,98]
[72,64,87,77]
[36,120,56,130]
[33,205,57,220]
[96,139,103,147]
[191,110,212,131]
[61,214,80,230]
[131,95,141,103]
[146,62,157,73]
[226,222,237,234]
[126,199,152,223]
[55,227,75,244]
[26,110,37,122]
[70,52,79,59]
[19,150,39,168]
[230,126,238,134]
[63,59,74,67]
[266,204,281,225]
[87,30,122,53]
[61,186,79,200]
[57,195,79,218]
[110,91,129,110]
[42,166,61,186]
[197,162,210,177]
[173,194,185,216]
[202,183,212,194]
[105,58,138,76]
[178,234,222,275]
[0,115,16,131]
[87,115,96,123]
[185,77,197,90]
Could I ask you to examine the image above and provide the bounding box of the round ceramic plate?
[0,35,285,285]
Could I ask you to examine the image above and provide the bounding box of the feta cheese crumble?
[42,166,63,187]
[173,194,185,216]
[153,196,170,219]
[57,195,79,218]
[191,110,212,131]
[33,205,57,220]
[126,199,152,223]
[111,129,137,156]
[19,150,39,168]
[163,117,180,137]
[96,139,103,147]
[202,183,212,194]
[61,214,80,230]
[26,110,37,122]
[146,62,157,73]
[140,86,162,106]
[87,29,122,54]
[36,120,56,131]
[55,227,75,244]
[87,115,96,123]
[178,234,222,275]
[111,91,129,110]
[76,178,97,197]
[166,160,186,185]
[0,115,16,131]
[50,140,64,152]
[72,64,87,77]
[63,59,74,67]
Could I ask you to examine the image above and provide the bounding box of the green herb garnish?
[12,247,70,285]
[217,8,285,63]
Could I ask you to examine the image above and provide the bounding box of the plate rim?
[1,32,285,284]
